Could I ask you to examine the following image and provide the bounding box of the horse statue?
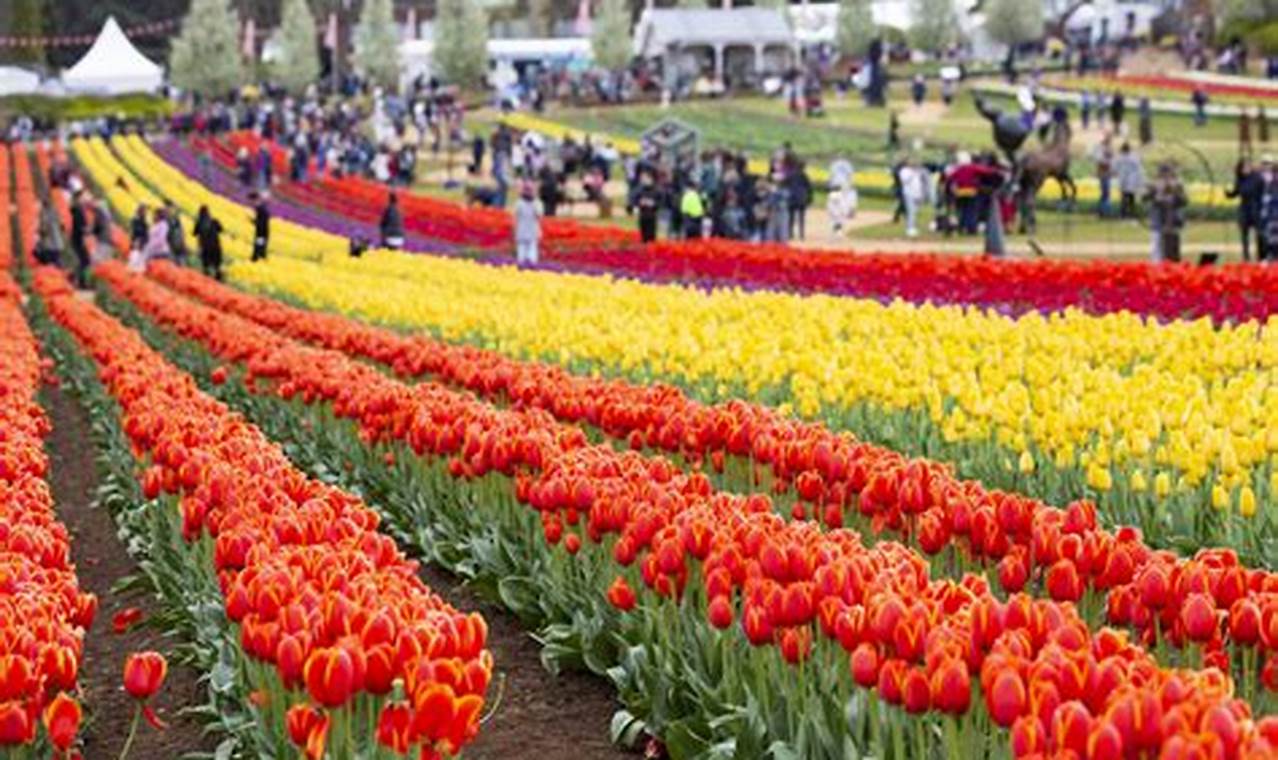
[1018,117,1076,235]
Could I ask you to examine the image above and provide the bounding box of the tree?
[836,0,875,58]
[592,0,633,71]
[433,0,488,88]
[7,0,45,67]
[354,0,401,89]
[909,0,960,53]
[983,0,1043,49]
[275,0,319,93]
[528,0,553,36]
[170,0,244,97]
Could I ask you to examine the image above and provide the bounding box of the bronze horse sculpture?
[1018,118,1077,234]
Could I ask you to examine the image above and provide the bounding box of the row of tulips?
[81,137,1278,565]
[221,131,638,249]
[139,258,1278,696]
[0,180,93,755]
[215,133,1269,324]
[13,145,39,265]
[29,265,492,760]
[92,258,1278,758]
[1053,74,1278,105]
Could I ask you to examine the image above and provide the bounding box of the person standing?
[1080,90,1092,130]
[537,166,561,218]
[1226,158,1264,262]
[763,173,790,243]
[911,74,926,106]
[785,161,812,241]
[1259,156,1278,261]
[898,158,929,238]
[513,184,541,265]
[69,191,90,288]
[163,200,188,264]
[1110,92,1126,133]
[1093,137,1114,218]
[91,197,113,262]
[379,192,405,249]
[1138,97,1153,146]
[679,184,706,239]
[1114,142,1145,219]
[34,201,64,267]
[629,171,658,243]
[1191,88,1209,127]
[251,192,271,262]
[1145,162,1187,262]
[194,205,224,280]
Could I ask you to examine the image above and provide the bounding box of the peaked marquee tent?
[62,16,164,95]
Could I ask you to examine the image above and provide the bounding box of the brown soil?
[416,565,635,760]
[42,381,215,759]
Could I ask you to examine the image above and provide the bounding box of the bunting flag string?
[0,18,180,49]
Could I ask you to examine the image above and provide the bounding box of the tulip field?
[5,131,1278,760]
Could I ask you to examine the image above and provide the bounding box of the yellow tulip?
[1018,451,1035,474]
[1087,464,1112,492]
[1211,485,1229,511]
[1130,470,1147,492]
[1239,485,1257,518]
[1154,472,1172,498]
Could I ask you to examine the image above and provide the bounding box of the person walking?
[1259,157,1278,261]
[911,74,926,106]
[379,192,405,249]
[34,201,64,267]
[513,184,541,265]
[1145,162,1187,262]
[251,192,271,261]
[194,205,225,280]
[128,205,149,272]
[785,161,812,241]
[69,191,90,288]
[1114,142,1145,219]
[1226,157,1264,261]
[1110,92,1126,133]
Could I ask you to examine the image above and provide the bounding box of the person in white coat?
[897,158,930,238]
[513,184,541,265]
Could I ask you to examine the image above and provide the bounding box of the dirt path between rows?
[416,566,633,760]
[42,381,214,758]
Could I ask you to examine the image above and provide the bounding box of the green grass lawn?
[551,83,1250,188]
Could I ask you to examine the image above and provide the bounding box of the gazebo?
[633,8,797,82]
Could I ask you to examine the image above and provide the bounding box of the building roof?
[634,8,795,58]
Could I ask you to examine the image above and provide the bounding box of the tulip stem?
[117,705,141,760]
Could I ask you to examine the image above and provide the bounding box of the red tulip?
[1010,715,1047,756]
[1045,559,1083,602]
[606,576,637,612]
[779,627,811,665]
[112,607,144,635]
[900,667,930,714]
[850,643,879,688]
[1050,700,1091,755]
[987,670,1026,727]
[1137,565,1170,609]
[286,703,329,760]
[1229,599,1261,645]
[1180,593,1218,643]
[929,658,970,715]
[123,652,167,701]
[998,553,1028,593]
[0,700,35,746]
[41,693,80,751]
[376,701,413,754]
[304,647,357,708]
[707,596,734,630]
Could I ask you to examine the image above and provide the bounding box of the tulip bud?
[123,651,167,701]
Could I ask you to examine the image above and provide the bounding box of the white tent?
[0,66,40,97]
[61,16,164,95]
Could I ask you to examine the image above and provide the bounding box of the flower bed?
[93,258,1278,758]
[30,265,492,760]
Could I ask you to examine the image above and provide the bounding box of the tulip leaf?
[209,661,236,694]
[609,709,647,747]
[214,738,237,760]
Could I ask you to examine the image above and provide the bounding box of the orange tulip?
[304,647,357,708]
